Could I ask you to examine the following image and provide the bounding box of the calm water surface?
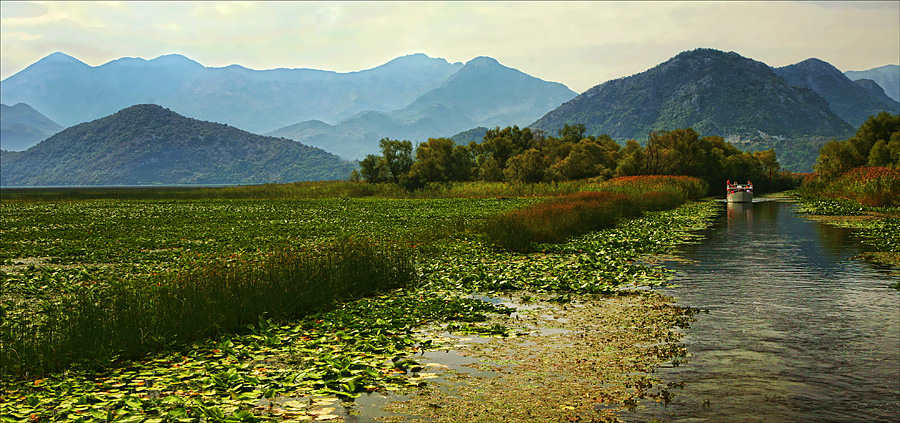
[623,199,900,422]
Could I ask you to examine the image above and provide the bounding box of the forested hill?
[0,105,354,186]
[529,48,854,143]
[774,58,899,128]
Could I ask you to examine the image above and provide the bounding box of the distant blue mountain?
[267,57,577,160]
[0,52,464,134]
[0,102,63,151]
[845,64,900,102]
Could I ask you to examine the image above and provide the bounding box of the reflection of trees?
[812,218,866,255]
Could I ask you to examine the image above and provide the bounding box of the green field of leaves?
[1,179,719,422]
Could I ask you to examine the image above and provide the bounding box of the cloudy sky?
[1,1,898,94]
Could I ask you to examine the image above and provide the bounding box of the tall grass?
[0,238,416,379]
[1,180,594,202]
[812,167,900,207]
[483,176,709,251]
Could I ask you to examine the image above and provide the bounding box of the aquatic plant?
[1,238,417,379]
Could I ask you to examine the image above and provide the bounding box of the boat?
[726,180,753,203]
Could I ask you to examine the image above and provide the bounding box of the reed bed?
[1,237,416,379]
[1,180,594,202]
[817,166,900,207]
[483,175,709,251]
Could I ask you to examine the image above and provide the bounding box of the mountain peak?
[775,57,898,126]
[150,54,203,68]
[35,52,87,66]
[371,53,454,72]
[531,47,853,145]
[465,56,502,67]
[781,58,844,77]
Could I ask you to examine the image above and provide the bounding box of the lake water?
[622,199,900,422]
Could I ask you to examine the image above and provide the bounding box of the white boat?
[726,181,753,203]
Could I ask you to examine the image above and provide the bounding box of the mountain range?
[0,52,466,133]
[267,56,575,160]
[530,49,859,143]
[0,105,354,186]
[845,65,900,102]
[773,58,899,128]
[1,103,63,151]
[0,52,575,159]
[2,48,897,182]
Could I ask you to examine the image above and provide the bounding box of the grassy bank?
[795,166,900,287]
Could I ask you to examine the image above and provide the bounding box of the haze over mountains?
[0,103,63,151]
[0,52,574,159]
[1,48,898,184]
[0,52,467,133]
[845,65,900,102]
[267,56,576,160]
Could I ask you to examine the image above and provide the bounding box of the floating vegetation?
[0,183,719,421]
[381,291,699,423]
[790,187,900,290]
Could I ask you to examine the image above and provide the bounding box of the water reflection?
[725,201,752,228]
[622,200,900,423]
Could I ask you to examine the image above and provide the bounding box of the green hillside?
[530,48,854,143]
[0,105,355,186]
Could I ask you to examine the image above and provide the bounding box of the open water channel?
[623,199,900,422]
[340,199,898,422]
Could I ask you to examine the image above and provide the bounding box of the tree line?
[814,111,900,179]
[352,124,794,193]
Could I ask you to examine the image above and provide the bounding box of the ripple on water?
[621,200,900,423]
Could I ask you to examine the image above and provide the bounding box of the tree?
[359,154,389,183]
[753,149,780,178]
[868,140,891,167]
[379,138,414,183]
[558,123,586,142]
[408,138,455,183]
[450,144,475,181]
[477,156,504,181]
[551,139,612,180]
[850,112,900,159]
[815,140,859,179]
[504,148,546,183]
[615,141,646,177]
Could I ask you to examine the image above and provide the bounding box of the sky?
[1,1,898,94]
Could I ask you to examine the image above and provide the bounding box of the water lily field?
[1,177,718,422]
